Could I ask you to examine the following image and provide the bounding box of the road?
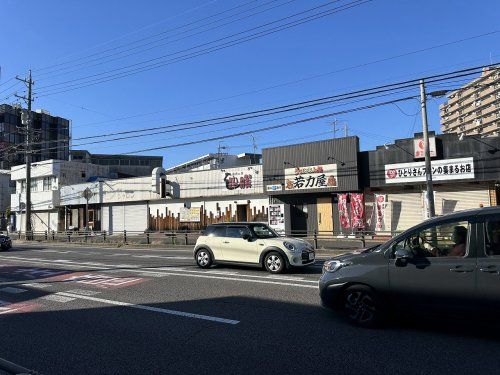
[0,243,499,375]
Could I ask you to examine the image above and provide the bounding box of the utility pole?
[15,70,34,238]
[217,142,227,169]
[251,134,257,164]
[343,122,348,137]
[420,79,436,218]
[332,119,338,138]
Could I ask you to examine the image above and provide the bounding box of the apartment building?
[440,66,500,137]
[0,104,70,169]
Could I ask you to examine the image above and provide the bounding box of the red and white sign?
[413,137,437,158]
[338,194,350,229]
[285,163,338,191]
[375,194,386,231]
[350,193,365,229]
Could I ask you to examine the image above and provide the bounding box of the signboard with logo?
[413,136,437,158]
[223,171,253,190]
[180,207,201,222]
[284,164,338,191]
[266,184,283,192]
[268,204,285,234]
[385,157,474,184]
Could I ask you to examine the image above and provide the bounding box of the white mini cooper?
[194,222,315,273]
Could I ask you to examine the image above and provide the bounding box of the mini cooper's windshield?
[250,223,279,239]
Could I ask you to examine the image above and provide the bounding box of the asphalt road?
[0,243,499,375]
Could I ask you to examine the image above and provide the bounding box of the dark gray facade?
[361,132,500,188]
[262,136,360,195]
[0,104,70,169]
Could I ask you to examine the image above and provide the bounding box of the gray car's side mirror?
[395,248,413,267]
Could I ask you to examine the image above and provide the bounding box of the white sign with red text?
[385,157,474,184]
[413,137,437,158]
[284,164,338,191]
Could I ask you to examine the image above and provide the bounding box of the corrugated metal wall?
[262,137,360,195]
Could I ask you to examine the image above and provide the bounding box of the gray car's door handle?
[479,267,500,273]
[449,267,474,273]
[222,241,230,244]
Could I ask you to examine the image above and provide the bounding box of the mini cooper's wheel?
[195,249,213,269]
[264,251,285,274]
[343,285,382,328]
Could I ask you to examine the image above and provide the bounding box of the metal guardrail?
[8,229,394,249]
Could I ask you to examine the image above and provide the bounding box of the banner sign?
[268,204,285,234]
[385,157,474,184]
[375,194,386,231]
[413,136,437,158]
[350,193,365,229]
[179,207,201,222]
[285,164,337,191]
[338,193,350,229]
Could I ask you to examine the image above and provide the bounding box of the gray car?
[319,206,500,327]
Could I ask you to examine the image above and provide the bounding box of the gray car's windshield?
[251,224,278,238]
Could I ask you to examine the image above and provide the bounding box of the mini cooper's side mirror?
[242,233,251,241]
[395,248,413,267]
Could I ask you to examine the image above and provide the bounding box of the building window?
[30,180,38,192]
[20,181,26,193]
[42,177,55,191]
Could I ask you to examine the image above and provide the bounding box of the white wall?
[168,165,263,199]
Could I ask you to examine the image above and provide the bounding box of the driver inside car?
[420,226,467,257]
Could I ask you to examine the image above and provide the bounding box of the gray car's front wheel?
[264,252,285,274]
[195,249,213,269]
[343,285,382,328]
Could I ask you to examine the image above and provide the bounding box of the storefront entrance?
[290,204,308,236]
[316,197,333,234]
[237,204,249,221]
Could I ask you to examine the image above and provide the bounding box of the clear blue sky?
[1,0,498,168]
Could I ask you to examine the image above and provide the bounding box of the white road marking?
[0,287,27,294]
[42,294,76,303]
[65,289,101,296]
[0,256,319,288]
[22,283,52,289]
[57,292,240,325]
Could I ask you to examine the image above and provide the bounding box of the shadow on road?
[0,290,500,375]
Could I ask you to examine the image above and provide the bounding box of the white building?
[165,153,261,174]
[58,164,268,234]
[10,160,109,232]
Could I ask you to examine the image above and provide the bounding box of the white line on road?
[0,256,319,288]
[42,294,76,303]
[56,292,240,325]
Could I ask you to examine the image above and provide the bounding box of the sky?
[0,0,499,168]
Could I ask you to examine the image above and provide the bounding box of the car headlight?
[283,241,298,252]
[323,260,352,273]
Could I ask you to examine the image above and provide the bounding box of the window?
[20,181,26,193]
[392,220,470,258]
[42,177,54,191]
[226,226,252,238]
[485,219,500,256]
[204,226,226,237]
[251,224,278,239]
[30,180,38,192]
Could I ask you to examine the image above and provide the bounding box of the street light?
[383,143,414,157]
[327,156,345,166]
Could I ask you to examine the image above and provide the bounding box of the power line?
[10,64,496,154]
[36,0,292,79]
[34,0,370,96]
